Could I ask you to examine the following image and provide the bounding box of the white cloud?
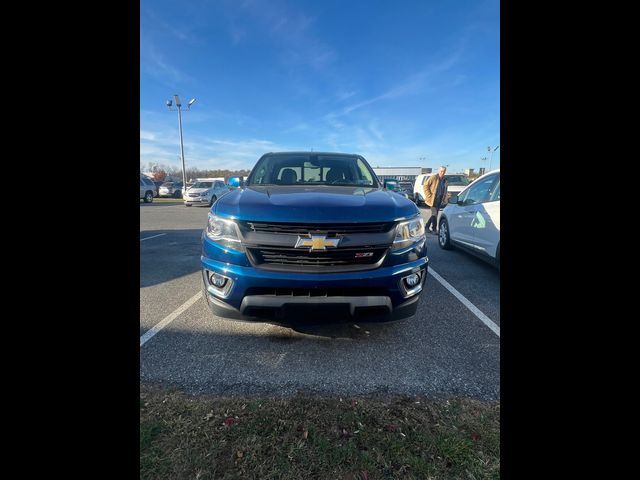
[140,131,157,141]
[139,129,294,170]
[326,48,464,119]
[336,90,357,101]
[140,30,191,84]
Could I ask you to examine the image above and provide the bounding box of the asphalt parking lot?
[140,202,500,400]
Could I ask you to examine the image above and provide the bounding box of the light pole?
[166,95,196,192]
[488,145,499,171]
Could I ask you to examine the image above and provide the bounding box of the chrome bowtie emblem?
[295,234,341,251]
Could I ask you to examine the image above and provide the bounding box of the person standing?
[423,166,449,233]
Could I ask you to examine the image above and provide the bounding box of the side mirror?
[228,177,242,188]
[449,194,459,205]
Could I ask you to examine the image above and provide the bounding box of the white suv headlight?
[392,217,425,248]
[206,213,244,251]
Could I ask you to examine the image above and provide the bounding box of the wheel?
[144,191,153,203]
[438,217,452,250]
[173,190,181,198]
[185,203,192,207]
[209,195,217,207]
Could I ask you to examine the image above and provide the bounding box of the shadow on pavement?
[139,313,500,400]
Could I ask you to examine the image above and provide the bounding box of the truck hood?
[214,185,419,223]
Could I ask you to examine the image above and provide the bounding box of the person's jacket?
[423,174,448,207]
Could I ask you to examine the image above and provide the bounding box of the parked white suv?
[159,181,184,198]
[412,174,431,206]
[140,175,157,203]
[413,173,471,206]
[437,169,500,268]
[183,179,230,207]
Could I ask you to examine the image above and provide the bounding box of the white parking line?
[428,268,500,337]
[140,292,202,347]
[140,233,167,242]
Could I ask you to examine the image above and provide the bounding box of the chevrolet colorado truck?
[200,152,428,323]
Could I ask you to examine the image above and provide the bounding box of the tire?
[185,203,192,207]
[438,217,453,250]
[209,195,217,207]
[144,191,153,203]
[173,190,181,198]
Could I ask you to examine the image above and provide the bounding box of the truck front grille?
[240,221,393,235]
[246,246,387,271]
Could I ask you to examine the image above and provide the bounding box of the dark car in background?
[398,182,415,202]
[382,179,411,200]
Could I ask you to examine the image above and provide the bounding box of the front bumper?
[184,196,210,205]
[200,253,428,323]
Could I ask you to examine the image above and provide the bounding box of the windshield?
[445,175,470,186]
[246,154,379,187]
[192,182,213,189]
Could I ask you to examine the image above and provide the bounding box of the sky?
[140,0,500,173]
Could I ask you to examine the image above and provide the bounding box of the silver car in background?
[184,179,230,207]
[140,175,157,203]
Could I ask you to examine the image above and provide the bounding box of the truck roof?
[262,151,361,157]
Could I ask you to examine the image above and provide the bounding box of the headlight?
[206,213,244,251]
[393,217,425,248]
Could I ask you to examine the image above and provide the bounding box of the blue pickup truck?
[200,152,428,323]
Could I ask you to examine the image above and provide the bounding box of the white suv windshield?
[445,175,470,186]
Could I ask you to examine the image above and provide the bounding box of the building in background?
[373,167,432,183]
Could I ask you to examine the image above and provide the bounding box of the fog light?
[209,272,227,287]
[405,273,421,287]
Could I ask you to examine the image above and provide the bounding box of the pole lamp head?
[166,100,172,108]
